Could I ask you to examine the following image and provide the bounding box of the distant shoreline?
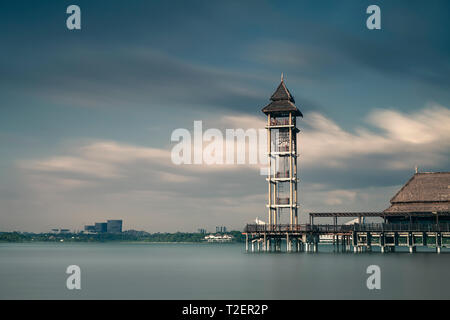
[0,231,245,243]
[0,241,239,245]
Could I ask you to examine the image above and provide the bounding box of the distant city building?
[95,222,108,233]
[197,228,207,234]
[83,219,123,234]
[84,225,96,232]
[51,228,70,234]
[107,220,123,233]
[215,226,227,233]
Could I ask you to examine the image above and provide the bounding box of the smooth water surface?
[0,242,448,299]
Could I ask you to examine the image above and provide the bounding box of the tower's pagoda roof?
[262,78,303,117]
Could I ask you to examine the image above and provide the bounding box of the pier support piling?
[245,234,248,252]
[245,222,449,255]
[436,232,442,254]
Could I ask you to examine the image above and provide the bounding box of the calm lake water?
[0,242,448,299]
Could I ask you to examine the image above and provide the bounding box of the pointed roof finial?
[262,76,303,117]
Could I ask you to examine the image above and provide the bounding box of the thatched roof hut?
[384,172,450,223]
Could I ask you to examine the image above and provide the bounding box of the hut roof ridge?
[388,171,450,204]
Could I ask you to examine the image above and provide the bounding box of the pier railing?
[244,224,354,233]
[244,223,450,234]
[353,223,450,232]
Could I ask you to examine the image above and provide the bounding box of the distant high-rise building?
[107,220,123,233]
[84,225,96,232]
[51,228,71,234]
[198,228,207,234]
[95,222,108,233]
[215,226,227,233]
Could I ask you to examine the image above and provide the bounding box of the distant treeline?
[0,230,245,243]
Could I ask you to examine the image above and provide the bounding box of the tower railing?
[270,119,290,126]
[276,197,290,205]
[277,146,290,152]
[275,171,290,178]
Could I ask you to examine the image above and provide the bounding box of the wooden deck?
[244,223,450,234]
[244,223,450,253]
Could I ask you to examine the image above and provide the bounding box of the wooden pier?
[250,78,450,255]
[244,223,450,253]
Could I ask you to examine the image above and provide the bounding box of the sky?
[1,0,449,232]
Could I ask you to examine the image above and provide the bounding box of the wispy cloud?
[15,104,449,231]
[20,104,450,189]
[302,104,450,170]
